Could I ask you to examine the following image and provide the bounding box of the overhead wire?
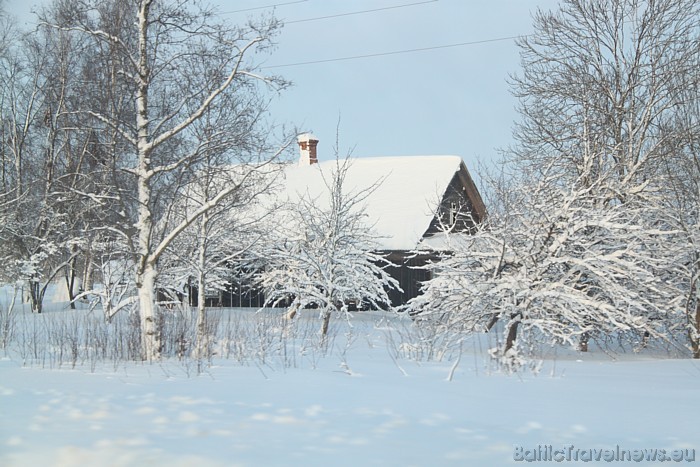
[219,1,309,15]
[250,1,526,70]
[262,35,529,69]
[19,0,521,74]
[220,0,436,21]
[285,0,438,24]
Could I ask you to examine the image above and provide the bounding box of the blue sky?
[250,0,560,167]
[7,0,560,171]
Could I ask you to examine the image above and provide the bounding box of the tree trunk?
[195,272,208,358]
[135,0,158,361]
[137,262,160,360]
[691,302,700,359]
[135,171,159,360]
[285,304,298,320]
[579,331,590,352]
[320,308,331,338]
[504,314,520,354]
[485,313,499,332]
[579,317,593,352]
[65,251,77,309]
[1,286,17,349]
[29,280,42,314]
[82,241,94,294]
[194,212,209,359]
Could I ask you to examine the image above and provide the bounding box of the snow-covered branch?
[148,37,264,153]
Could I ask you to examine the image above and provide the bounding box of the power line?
[262,35,529,69]
[285,0,438,24]
[220,0,308,15]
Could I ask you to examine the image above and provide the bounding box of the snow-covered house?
[180,134,486,308]
[272,134,486,307]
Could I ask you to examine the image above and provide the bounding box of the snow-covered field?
[1,297,699,466]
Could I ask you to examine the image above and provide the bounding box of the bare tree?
[502,0,699,356]
[159,157,282,359]
[507,0,700,195]
[659,48,700,358]
[410,164,681,369]
[0,8,98,313]
[258,155,399,339]
[40,0,288,359]
[409,0,700,366]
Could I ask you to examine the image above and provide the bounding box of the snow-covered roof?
[278,155,467,250]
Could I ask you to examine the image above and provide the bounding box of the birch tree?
[504,0,700,356]
[40,0,287,359]
[0,8,98,313]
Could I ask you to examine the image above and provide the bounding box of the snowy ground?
[1,297,699,466]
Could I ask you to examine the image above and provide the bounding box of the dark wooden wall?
[383,253,433,307]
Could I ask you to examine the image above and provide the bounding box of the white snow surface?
[1,311,699,465]
[1,285,699,466]
[5,353,699,467]
[280,156,463,250]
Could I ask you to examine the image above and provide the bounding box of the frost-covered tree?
[502,0,700,358]
[415,0,700,364]
[410,163,682,367]
[40,0,287,359]
[660,55,700,358]
[88,239,136,322]
[258,156,399,338]
[508,0,700,192]
[0,8,102,313]
[159,158,282,358]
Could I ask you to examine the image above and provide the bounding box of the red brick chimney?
[297,133,319,165]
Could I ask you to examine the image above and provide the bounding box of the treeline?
[0,0,290,359]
